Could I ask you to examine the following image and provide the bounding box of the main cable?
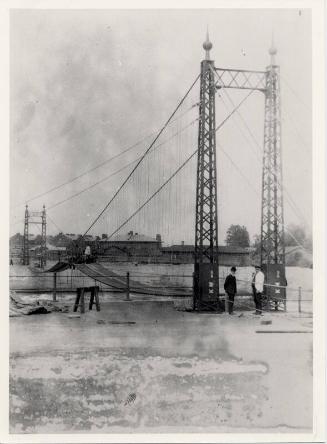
[80,74,200,239]
[214,67,311,231]
[12,102,197,210]
[218,142,309,251]
[108,88,256,240]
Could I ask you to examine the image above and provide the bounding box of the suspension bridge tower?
[260,42,287,310]
[23,205,30,265]
[22,205,47,268]
[193,33,220,311]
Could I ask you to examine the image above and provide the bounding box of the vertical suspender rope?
[107,88,257,240]
[80,74,200,240]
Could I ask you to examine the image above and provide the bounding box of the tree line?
[225,223,312,251]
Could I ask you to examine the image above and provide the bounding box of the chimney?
[181,241,185,246]
[156,234,162,244]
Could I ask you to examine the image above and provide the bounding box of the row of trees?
[225,223,312,250]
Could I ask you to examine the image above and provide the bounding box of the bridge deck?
[75,263,192,297]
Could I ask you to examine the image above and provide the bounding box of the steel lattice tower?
[23,205,29,265]
[260,45,286,310]
[22,205,47,268]
[193,34,220,311]
[40,205,47,268]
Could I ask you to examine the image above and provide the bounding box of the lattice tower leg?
[193,59,220,311]
[260,65,286,311]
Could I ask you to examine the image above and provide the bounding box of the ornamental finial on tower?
[203,28,213,60]
[269,32,277,65]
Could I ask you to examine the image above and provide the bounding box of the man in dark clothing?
[251,270,256,302]
[224,266,237,314]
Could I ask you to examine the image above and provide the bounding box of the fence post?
[298,286,302,313]
[225,293,229,314]
[125,272,130,301]
[192,272,196,311]
[53,272,57,302]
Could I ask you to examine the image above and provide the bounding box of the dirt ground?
[10,300,312,434]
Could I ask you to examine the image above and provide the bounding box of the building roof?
[84,235,97,242]
[64,234,81,241]
[30,244,66,251]
[162,245,250,254]
[62,233,97,242]
[100,232,158,243]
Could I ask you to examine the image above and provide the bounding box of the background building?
[161,244,251,266]
[98,231,162,261]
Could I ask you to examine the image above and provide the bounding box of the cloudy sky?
[10,8,312,245]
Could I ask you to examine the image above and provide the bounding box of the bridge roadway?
[75,262,192,297]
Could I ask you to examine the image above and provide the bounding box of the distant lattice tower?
[22,205,29,265]
[40,205,47,268]
[22,205,47,268]
[260,42,287,310]
[193,32,220,311]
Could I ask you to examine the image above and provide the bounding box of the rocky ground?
[10,300,312,433]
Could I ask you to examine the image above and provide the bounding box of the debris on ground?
[96,320,136,325]
[10,291,70,317]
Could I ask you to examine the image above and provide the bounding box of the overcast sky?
[10,8,312,245]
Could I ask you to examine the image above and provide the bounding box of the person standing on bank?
[224,266,237,315]
[251,269,256,302]
[254,265,265,315]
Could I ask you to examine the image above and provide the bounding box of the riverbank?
[10,300,312,433]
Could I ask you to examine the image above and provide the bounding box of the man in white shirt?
[84,245,91,263]
[254,265,265,315]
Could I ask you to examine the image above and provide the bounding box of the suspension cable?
[216,73,311,230]
[47,214,65,233]
[220,87,310,225]
[48,159,138,210]
[218,142,309,252]
[12,102,197,210]
[280,74,310,110]
[80,74,200,240]
[108,89,256,240]
[107,151,197,239]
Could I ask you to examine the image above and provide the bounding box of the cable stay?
[281,103,312,153]
[106,87,257,241]
[217,142,310,252]
[280,74,310,111]
[11,116,198,229]
[79,73,200,240]
[107,150,198,239]
[12,100,198,210]
[217,83,311,230]
[46,118,198,211]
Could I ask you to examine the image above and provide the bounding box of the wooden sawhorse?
[73,286,100,313]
